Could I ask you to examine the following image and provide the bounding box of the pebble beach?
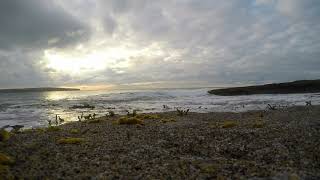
[1,105,319,179]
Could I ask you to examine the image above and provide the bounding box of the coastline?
[0,88,80,93]
[1,105,319,179]
[208,79,320,96]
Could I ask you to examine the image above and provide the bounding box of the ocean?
[0,88,319,128]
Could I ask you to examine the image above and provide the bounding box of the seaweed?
[161,119,176,123]
[46,126,60,132]
[57,138,85,144]
[221,121,237,128]
[252,121,265,128]
[117,117,144,125]
[136,114,160,120]
[87,119,102,124]
[0,164,9,174]
[0,130,10,142]
[0,153,14,165]
[70,129,79,134]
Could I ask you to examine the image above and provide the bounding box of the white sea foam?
[0,88,319,128]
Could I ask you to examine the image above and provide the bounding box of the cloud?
[0,0,89,49]
[0,0,319,89]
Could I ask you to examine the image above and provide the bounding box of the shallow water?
[0,88,319,128]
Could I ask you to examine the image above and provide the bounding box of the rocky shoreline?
[1,105,320,179]
[208,79,320,96]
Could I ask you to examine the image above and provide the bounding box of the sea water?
[0,88,319,128]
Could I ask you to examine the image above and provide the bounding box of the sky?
[0,0,319,90]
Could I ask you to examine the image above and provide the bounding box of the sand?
[1,105,319,179]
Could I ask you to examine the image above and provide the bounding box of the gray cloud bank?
[0,0,319,89]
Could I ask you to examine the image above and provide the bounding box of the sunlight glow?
[42,42,167,76]
[45,50,108,74]
[44,46,144,75]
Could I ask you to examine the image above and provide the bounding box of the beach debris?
[107,110,115,117]
[58,116,65,124]
[163,105,170,109]
[305,101,312,106]
[0,153,15,165]
[57,137,85,145]
[77,116,82,122]
[92,113,97,119]
[267,104,277,110]
[221,121,237,128]
[70,103,95,109]
[78,112,85,122]
[84,114,92,120]
[47,119,52,126]
[126,110,137,117]
[176,108,189,116]
[55,114,59,126]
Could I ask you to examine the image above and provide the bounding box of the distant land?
[208,79,320,96]
[0,87,80,93]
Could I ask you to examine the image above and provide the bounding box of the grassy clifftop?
[208,79,320,96]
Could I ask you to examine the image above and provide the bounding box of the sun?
[44,50,109,74]
[43,46,143,75]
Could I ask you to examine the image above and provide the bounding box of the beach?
[1,105,319,179]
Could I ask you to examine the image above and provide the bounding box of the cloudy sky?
[0,0,319,89]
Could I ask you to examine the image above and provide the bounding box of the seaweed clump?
[161,119,176,123]
[117,117,144,125]
[87,119,102,124]
[136,114,160,120]
[57,138,85,145]
[70,129,79,134]
[46,126,60,132]
[0,153,14,165]
[0,130,10,142]
[0,153,14,175]
[221,121,237,128]
[252,121,265,128]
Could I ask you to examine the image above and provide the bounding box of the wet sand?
[1,105,319,179]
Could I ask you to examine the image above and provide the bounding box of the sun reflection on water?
[44,91,70,101]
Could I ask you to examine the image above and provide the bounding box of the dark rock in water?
[11,125,24,132]
[70,104,95,109]
[208,79,320,96]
